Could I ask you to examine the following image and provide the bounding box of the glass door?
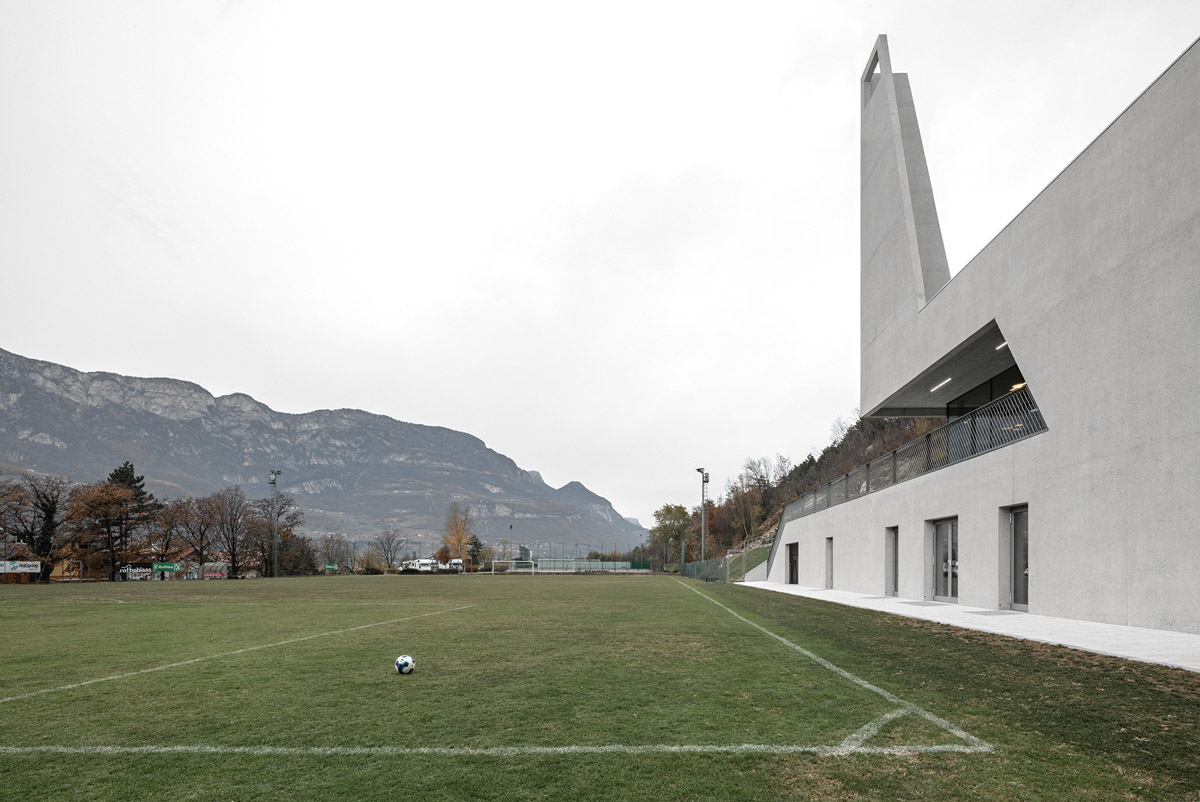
[1012,507,1029,610]
[933,518,958,601]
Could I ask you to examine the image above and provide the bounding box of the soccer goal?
[489,560,535,575]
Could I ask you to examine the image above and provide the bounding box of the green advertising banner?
[152,562,182,571]
[325,564,338,571]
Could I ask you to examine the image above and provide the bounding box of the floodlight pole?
[697,468,709,569]
[269,470,283,578]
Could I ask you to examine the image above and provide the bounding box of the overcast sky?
[2,1,1198,528]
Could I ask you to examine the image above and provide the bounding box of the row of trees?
[314,504,486,575]
[647,414,943,564]
[0,462,315,581]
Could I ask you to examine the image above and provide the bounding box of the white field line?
[672,578,993,753]
[836,708,910,754]
[0,742,989,758]
[0,605,473,706]
[39,599,128,604]
[40,600,453,607]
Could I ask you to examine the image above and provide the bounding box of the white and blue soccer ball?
[395,654,415,674]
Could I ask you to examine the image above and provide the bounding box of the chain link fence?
[681,544,772,583]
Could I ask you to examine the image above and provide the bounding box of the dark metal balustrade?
[779,386,1046,527]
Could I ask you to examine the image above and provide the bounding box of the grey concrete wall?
[862,38,1200,422]
[768,447,1017,606]
[769,416,1200,633]
[773,37,1200,635]
[744,561,769,582]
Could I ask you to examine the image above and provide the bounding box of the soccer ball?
[395,654,415,674]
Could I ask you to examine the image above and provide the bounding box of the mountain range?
[0,348,646,550]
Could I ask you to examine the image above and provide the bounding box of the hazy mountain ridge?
[0,348,646,547]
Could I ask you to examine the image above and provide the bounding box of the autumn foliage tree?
[647,503,690,564]
[442,502,472,562]
[0,457,336,581]
[68,461,163,580]
[69,481,138,581]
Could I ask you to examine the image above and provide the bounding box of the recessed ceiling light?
[931,377,952,392]
[1010,382,1027,391]
[995,341,1008,350]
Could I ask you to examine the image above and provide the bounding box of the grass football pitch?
[2,575,1199,800]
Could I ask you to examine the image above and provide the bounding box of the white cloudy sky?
[2,1,1198,528]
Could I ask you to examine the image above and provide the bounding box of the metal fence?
[779,386,1046,529]
[682,546,772,583]
[680,557,727,582]
[522,558,651,573]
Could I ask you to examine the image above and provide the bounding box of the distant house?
[767,35,1200,635]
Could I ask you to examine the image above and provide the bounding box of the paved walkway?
[741,581,1200,673]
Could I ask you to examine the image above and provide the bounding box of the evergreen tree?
[107,461,153,506]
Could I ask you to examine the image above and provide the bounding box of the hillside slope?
[0,348,645,548]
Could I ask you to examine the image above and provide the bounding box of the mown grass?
[1,575,1198,800]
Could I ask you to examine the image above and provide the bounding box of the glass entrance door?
[1012,507,1029,610]
[933,519,958,601]
[787,543,798,585]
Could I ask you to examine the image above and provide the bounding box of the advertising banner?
[119,564,154,580]
[3,561,42,573]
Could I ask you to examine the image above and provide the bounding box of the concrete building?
[765,35,1200,634]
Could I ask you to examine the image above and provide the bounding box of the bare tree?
[774,454,793,483]
[725,472,761,545]
[0,484,17,560]
[475,541,495,569]
[319,532,353,572]
[177,495,219,572]
[148,498,189,570]
[0,475,73,581]
[211,486,252,578]
[248,493,307,576]
[372,526,408,570]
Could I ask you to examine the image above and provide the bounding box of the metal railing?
[779,386,1046,528]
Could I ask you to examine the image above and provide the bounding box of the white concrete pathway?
[741,581,1200,673]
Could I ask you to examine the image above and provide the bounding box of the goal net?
[489,560,535,575]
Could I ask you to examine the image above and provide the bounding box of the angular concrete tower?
[860,36,951,405]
